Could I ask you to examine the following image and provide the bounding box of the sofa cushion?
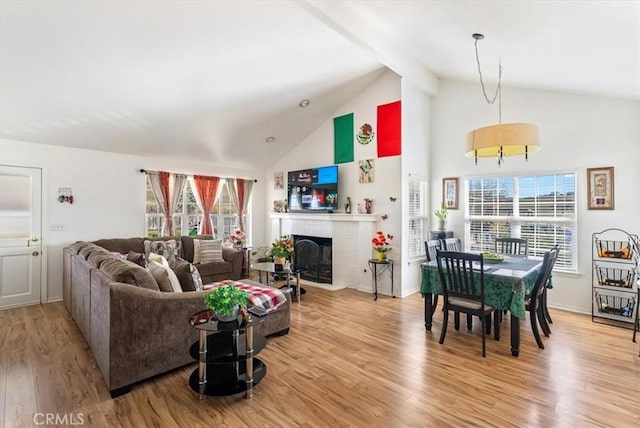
[126,251,147,268]
[196,260,233,279]
[181,235,213,263]
[144,239,181,263]
[169,258,203,292]
[148,255,182,293]
[100,258,160,291]
[194,239,223,264]
[68,241,93,254]
[78,243,103,260]
[87,251,118,268]
[93,237,145,254]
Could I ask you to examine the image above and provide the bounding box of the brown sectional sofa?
[62,235,290,397]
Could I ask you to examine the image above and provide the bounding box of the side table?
[188,309,266,400]
[368,259,394,300]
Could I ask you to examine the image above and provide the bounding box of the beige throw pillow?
[148,254,182,293]
[194,239,223,264]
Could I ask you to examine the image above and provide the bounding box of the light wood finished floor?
[1,288,639,428]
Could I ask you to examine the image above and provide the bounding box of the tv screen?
[287,165,338,212]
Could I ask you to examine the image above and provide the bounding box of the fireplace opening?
[292,235,332,284]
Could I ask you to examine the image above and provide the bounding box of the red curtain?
[193,175,220,235]
[158,171,173,235]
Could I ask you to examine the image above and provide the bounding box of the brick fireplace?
[269,213,377,291]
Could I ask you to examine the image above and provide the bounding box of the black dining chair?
[525,246,559,349]
[436,250,500,357]
[424,240,441,262]
[443,237,462,251]
[495,237,529,256]
[424,240,442,315]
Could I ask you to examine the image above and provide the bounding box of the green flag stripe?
[334,113,354,164]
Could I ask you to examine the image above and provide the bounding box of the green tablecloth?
[420,257,543,320]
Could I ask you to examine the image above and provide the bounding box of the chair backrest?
[443,237,462,252]
[495,237,529,256]
[531,246,559,298]
[424,240,441,261]
[436,250,485,304]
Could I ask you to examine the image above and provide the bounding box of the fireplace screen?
[293,235,332,284]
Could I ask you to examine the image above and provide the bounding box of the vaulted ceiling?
[1,1,638,168]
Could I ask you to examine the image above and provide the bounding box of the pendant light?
[465,33,540,165]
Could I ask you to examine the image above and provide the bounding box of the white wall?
[0,139,264,302]
[400,78,431,296]
[431,79,640,313]
[264,70,403,295]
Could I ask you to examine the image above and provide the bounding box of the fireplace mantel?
[270,212,378,222]
[269,212,378,292]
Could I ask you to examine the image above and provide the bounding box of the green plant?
[204,284,249,316]
[434,202,448,221]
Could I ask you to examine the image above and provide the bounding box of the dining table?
[421,255,544,357]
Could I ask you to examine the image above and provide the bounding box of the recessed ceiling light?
[299,99,310,108]
[266,136,275,143]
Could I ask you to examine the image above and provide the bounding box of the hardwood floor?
[1,288,639,428]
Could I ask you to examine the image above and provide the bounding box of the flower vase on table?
[372,230,393,262]
[274,257,286,265]
[376,251,387,261]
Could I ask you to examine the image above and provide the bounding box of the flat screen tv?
[287,165,338,212]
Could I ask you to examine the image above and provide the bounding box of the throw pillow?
[169,257,203,292]
[143,239,182,264]
[148,256,183,293]
[126,251,147,268]
[194,239,224,264]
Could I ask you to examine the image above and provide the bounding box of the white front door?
[0,165,42,310]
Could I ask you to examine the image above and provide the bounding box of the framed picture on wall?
[587,166,614,210]
[442,177,458,210]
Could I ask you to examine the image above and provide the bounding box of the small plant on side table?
[204,284,249,322]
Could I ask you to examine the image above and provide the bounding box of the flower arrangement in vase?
[229,228,246,249]
[204,283,249,322]
[372,230,393,261]
[268,235,294,264]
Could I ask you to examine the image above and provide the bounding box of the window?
[145,177,245,240]
[408,177,428,258]
[466,173,577,271]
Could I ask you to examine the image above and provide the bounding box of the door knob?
[31,237,39,242]
[32,251,40,256]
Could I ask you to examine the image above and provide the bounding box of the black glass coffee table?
[252,262,306,301]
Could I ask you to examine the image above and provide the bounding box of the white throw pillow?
[148,255,182,293]
[194,239,224,264]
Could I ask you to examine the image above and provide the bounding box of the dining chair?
[524,245,559,349]
[424,240,441,262]
[443,237,462,251]
[495,237,529,256]
[424,240,442,315]
[436,250,500,357]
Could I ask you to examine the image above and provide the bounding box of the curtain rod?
[139,169,257,182]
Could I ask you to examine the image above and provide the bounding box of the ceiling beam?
[300,0,439,96]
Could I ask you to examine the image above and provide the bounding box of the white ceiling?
[1,0,638,168]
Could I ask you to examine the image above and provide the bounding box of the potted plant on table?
[434,202,448,231]
[372,230,392,261]
[268,235,294,265]
[229,228,246,249]
[204,283,249,322]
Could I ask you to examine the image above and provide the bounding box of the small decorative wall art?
[359,159,375,183]
[442,177,459,210]
[587,166,614,210]
[274,171,284,190]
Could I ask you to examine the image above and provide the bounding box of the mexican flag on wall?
[377,101,401,157]
[333,113,354,164]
